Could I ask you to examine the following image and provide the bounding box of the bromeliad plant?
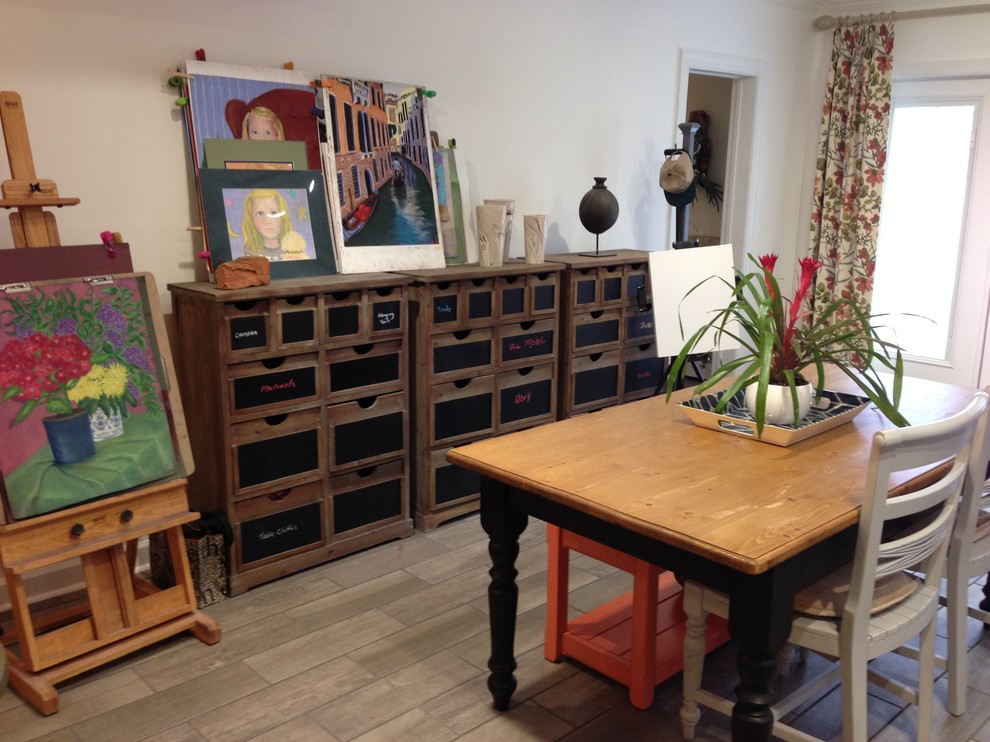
[666,253,908,434]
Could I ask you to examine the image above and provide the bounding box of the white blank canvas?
[649,243,742,358]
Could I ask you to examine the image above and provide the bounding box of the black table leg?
[728,572,794,742]
[480,479,528,710]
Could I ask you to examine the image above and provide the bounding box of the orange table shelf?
[546,525,731,709]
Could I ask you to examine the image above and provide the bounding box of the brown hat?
[659,150,696,207]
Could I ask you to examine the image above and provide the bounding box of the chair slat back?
[847,391,990,625]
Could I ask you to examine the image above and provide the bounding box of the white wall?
[0,0,821,311]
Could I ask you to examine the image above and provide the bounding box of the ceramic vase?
[578,177,619,235]
[89,408,125,441]
[484,199,514,261]
[43,409,96,465]
[523,215,547,264]
[744,383,813,427]
[477,204,507,267]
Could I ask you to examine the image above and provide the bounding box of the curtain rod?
[814,3,990,29]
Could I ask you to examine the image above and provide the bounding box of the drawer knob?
[268,489,290,502]
[70,523,85,537]
[121,509,134,523]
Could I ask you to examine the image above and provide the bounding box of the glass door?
[871,78,990,387]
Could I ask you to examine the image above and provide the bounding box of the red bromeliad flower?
[758,254,823,379]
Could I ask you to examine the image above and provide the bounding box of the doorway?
[685,74,732,247]
[675,51,761,268]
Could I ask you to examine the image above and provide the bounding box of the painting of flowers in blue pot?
[0,276,180,520]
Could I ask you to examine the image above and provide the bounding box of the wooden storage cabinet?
[401,262,562,530]
[555,250,662,417]
[168,275,414,594]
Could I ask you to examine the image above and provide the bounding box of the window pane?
[872,103,974,361]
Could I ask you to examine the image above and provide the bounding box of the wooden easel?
[0,90,80,247]
[1,481,221,715]
[0,99,223,712]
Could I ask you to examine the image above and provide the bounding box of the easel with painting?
[0,91,220,716]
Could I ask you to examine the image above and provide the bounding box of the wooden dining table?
[446,368,977,741]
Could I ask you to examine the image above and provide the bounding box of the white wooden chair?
[943,389,990,715]
[680,391,990,742]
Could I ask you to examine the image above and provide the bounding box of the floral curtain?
[808,17,895,322]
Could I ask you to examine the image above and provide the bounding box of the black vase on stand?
[578,177,619,257]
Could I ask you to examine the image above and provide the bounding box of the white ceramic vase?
[744,383,812,427]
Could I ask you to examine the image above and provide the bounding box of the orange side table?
[545,524,731,709]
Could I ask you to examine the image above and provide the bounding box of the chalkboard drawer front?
[330,459,406,536]
[431,328,494,380]
[497,363,556,431]
[622,342,663,400]
[498,275,528,320]
[429,281,463,326]
[326,339,405,402]
[234,479,324,519]
[368,286,405,338]
[600,264,625,306]
[625,309,656,344]
[464,278,496,327]
[430,375,496,446]
[230,407,324,495]
[224,299,272,359]
[238,500,325,568]
[498,319,556,367]
[324,287,406,344]
[571,309,622,353]
[327,391,407,471]
[324,289,364,342]
[528,272,559,316]
[274,295,319,350]
[569,350,621,411]
[432,447,480,506]
[228,353,321,416]
[569,268,600,308]
[624,262,650,307]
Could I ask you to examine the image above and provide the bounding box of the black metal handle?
[120,509,134,523]
[70,523,85,537]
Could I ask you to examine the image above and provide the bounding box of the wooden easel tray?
[679,388,871,446]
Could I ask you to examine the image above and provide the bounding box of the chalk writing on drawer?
[241,501,322,564]
[238,429,319,488]
[334,412,404,465]
[433,295,458,323]
[230,316,267,351]
[500,379,552,424]
[502,329,553,362]
[627,312,655,340]
[233,368,317,410]
[334,478,402,533]
[435,462,480,504]
[328,305,360,337]
[281,310,315,344]
[372,300,401,332]
[624,356,661,394]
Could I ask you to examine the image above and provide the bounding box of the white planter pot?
[744,383,813,427]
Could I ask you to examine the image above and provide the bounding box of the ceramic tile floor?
[5,513,990,741]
